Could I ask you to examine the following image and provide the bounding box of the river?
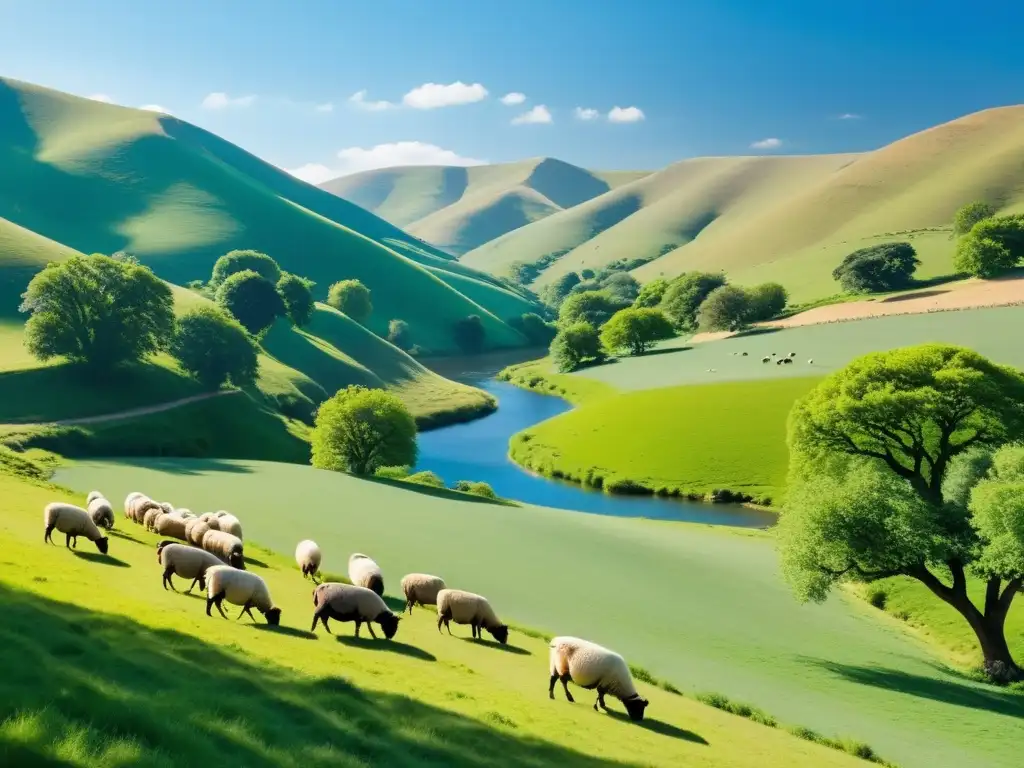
[414,377,777,528]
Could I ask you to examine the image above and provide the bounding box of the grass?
[48,457,1024,768]
[0,464,869,768]
[497,357,618,406]
[509,377,818,504]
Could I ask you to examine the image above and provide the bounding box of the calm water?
[415,379,777,528]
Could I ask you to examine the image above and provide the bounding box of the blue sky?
[2,0,1023,181]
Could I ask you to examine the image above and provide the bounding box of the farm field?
[0,464,866,768]
[53,458,1024,768]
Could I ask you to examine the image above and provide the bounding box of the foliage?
[276,273,316,327]
[211,249,282,286]
[539,272,581,308]
[373,465,411,480]
[387,319,412,351]
[600,308,675,356]
[633,278,669,308]
[970,444,1024,582]
[405,470,445,488]
[327,279,373,323]
[170,306,259,390]
[20,253,174,368]
[550,322,605,373]
[746,282,789,321]
[952,201,995,237]
[453,480,498,499]
[310,385,417,475]
[558,291,622,329]
[452,315,486,354]
[659,272,727,330]
[215,270,286,335]
[832,242,920,293]
[953,215,1024,277]
[509,313,557,346]
[696,285,752,331]
[599,272,641,305]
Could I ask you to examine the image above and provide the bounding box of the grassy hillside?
[0,77,537,353]
[50,457,1024,768]
[321,159,648,256]
[464,105,1024,302]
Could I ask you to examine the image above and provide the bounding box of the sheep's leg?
[596,690,609,712]
[354,617,362,638]
[548,673,558,699]
[162,567,176,591]
[65,532,73,549]
[242,605,257,622]
[560,675,575,703]
[367,622,378,639]
[436,614,444,633]
[207,592,228,619]
[44,523,55,544]
[236,602,252,620]
[185,576,200,594]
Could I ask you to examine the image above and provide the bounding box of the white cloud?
[511,105,552,125]
[314,102,334,113]
[500,92,526,105]
[139,104,170,114]
[287,141,486,183]
[402,81,488,109]
[750,137,782,149]
[87,93,114,103]
[201,92,256,110]
[838,113,862,120]
[574,107,599,121]
[607,106,645,123]
[348,90,394,111]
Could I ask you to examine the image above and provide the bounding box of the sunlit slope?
[0,77,535,352]
[322,158,630,255]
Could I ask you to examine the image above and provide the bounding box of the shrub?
[215,270,285,335]
[746,282,788,321]
[170,306,259,390]
[600,308,675,356]
[540,271,581,308]
[558,291,622,329]
[327,279,372,322]
[20,253,174,368]
[551,322,605,373]
[310,386,417,475]
[509,313,557,346]
[832,242,919,292]
[453,480,498,499]
[866,586,888,610]
[696,285,752,331]
[211,250,281,286]
[405,470,445,488]
[953,215,1024,277]
[452,315,486,354]
[387,319,412,350]
[633,278,669,308]
[507,261,540,285]
[579,268,595,279]
[373,465,411,480]
[660,272,727,330]
[276,273,316,327]
[600,272,640,304]
[952,201,995,237]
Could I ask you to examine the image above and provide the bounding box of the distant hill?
[462,106,1024,302]
[320,159,649,256]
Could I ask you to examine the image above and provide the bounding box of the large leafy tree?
[746,282,788,321]
[550,322,604,372]
[953,215,1024,277]
[600,308,674,356]
[951,201,995,237]
[170,306,259,390]
[211,250,282,286]
[696,285,752,331]
[327,279,372,323]
[276,273,316,327]
[311,385,417,475]
[659,272,727,330]
[633,278,669,308]
[216,270,285,335]
[832,242,919,293]
[20,253,174,368]
[558,291,621,329]
[783,344,1024,680]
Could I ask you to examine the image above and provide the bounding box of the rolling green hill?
[463,105,1024,302]
[321,159,649,256]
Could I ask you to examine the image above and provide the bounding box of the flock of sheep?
[41,490,651,722]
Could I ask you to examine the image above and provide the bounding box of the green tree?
[327,279,372,323]
[509,312,557,346]
[211,250,282,286]
[550,322,605,373]
[952,201,995,237]
[633,278,669,308]
[276,273,316,327]
[540,272,581,308]
[600,308,675,356]
[600,272,640,305]
[953,215,1024,277]
[20,253,174,368]
[310,385,417,475]
[452,315,486,354]
[783,344,1024,680]
[387,319,412,350]
[215,270,285,335]
[832,242,919,293]
[746,282,788,321]
[170,306,259,390]
[696,285,752,331]
[558,291,621,329]
[660,272,727,330]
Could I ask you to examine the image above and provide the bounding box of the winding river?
[414,376,777,529]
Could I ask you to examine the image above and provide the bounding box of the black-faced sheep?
[87,496,115,530]
[348,553,384,595]
[205,565,280,625]
[401,573,446,614]
[201,530,245,569]
[44,503,109,554]
[548,636,650,722]
[295,540,322,581]
[436,588,508,644]
[311,582,401,639]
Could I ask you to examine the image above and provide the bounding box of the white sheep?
[311,582,401,639]
[761,356,770,363]
[153,513,188,542]
[401,573,446,614]
[87,496,115,530]
[436,588,508,644]
[124,491,145,519]
[789,352,796,358]
[86,490,104,505]
[185,518,212,546]
[129,496,160,525]
[202,530,245,569]
[348,553,384,596]
[217,513,243,540]
[43,502,109,554]
[205,565,280,625]
[295,540,322,581]
[158,501,174,515]
[808,359,814,364]
[157,542,225,593]
[548,636,650,721]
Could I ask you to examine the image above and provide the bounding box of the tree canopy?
[170,306,259,390]
[696,285,752,331]
[746,282,788,321]
[510,312,557,346]
[551,321,604,373]
[952,201,995,237]
[327,279,372,323]
[216,270,285,335]
[310,385,417,475]
[659,272,727,330]
[953,215,1024,277]
[600,308,675,356]
[211,250,282,286]
[276,273,316,327]
[633,278,669,308]
[540,272,581,308]
[557,290,621,329]
[20,253,174,368]
[832,242,919,293]
[452,315,486,354]
[387,319,412,351]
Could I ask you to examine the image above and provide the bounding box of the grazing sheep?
[741,352,748,356]
[43,503,109,554]
[548,636,650,722]
[124,492,146,520]
[185,518,212,546]
[776,359,784,366]
[348,553,384,596]
[205,565,280,625]
[782,357,793,365]
[129,496,160,525]
[87,496,115,530]
[771,352,777,357]
[153,513,188,541]
[158,542,224,593]
[436,588,508,644]
[808,359,814,364]
[143,506,164,531]
[86,490,104,505]
[217,513,243,540]
[311,582,401,639]
[789,352,796,358]
[401,573,446,614]
[202,530,245,569]
[761,356,770,363]
[159,501,174,515]
[295,540,322,581]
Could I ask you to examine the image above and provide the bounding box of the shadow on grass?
[459,637,531,656]
[808,659,1024,719]
[335,635,437,661]
[251,624,318,640]
[880,289,950,303]
[633,346,693,358]
[364,476,514,507]
[606,711,708,744]
[101,457,257,476]
[0,584,628,767]
[71,551,130,567]
[108,529,148,546]
[732,327,782,339]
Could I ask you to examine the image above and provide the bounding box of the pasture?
[51,458,1024,768]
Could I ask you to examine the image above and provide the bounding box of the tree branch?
[984,577,1002,617]
[999,577,1023,613]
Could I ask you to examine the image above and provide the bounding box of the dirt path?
[0,389,241,429]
